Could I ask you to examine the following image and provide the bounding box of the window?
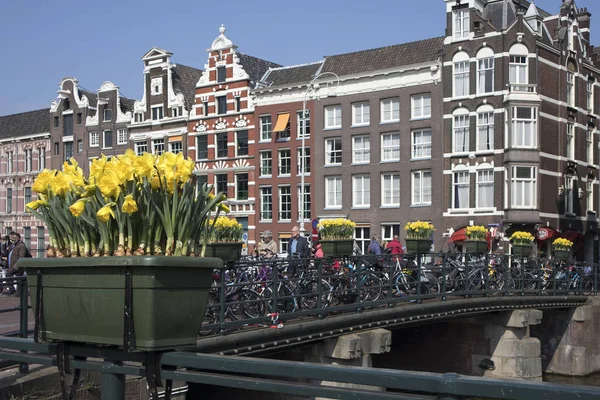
[151,77,162,95]
[6,188,11,213]
[77,140,83,153]
[587,180,594,212]
[38,147,46,170]
[217,96,227,115]
[24,227,31,250]
[297,147,310,174]
[509,55,528,88]
[89,132,99,147]
[152,138,164,155]
[324,105,342,129]
[102,108,111,122]
[278,149,291,175]
[117,129,128,145]
[352,175,370,208]
[6,152,12,174]
[135,141,148,156]
[54,116,59,128]
[411,94,431,119]
[260,151,272,176]
[53,143,59,156]
[588,129,594,164]
[169,141,182,154]
[215,174,228,195]
[453,114,469,153]
[216,132,228,158]
[236,173,248,200]
[477,170,494,208]
[151,106,163,121]
[477,111,494,151]
[352,102,370,126]
[77,113,82,125]
[564,175,574,214]
[276,118,291,140]
[63,114,73,136]
[380,98,400,123]
[279,238,289,254]
[566,71,575,107]
[352,135,370,164]
[196,136,208,159]
[297,184,311,220]
[381,224,401,243]
[452,170,470,209]
[477,57,494,94]
[260,115,272,141]
[511,166,537,208]
[412,129,432,159]
[453,8,469,39]
[202,102,209,117]
[236,130,248,156]
[325,138,342,165]
[412,170,432,206]
[25,149,32,172]
[24,187,31,210]
[325,176,342,209]
[196,175,208,189]
[453,61,469,97]
[234,97,241,112]
[171,107,182,118]
[297,110,310,137]
[64,142,73,161]
[279,186,292,220]
[588,80,594,113]
[381,133,400,162]
[511,107,537,148]
[135,112,144,123]
[103,130,113,148]
[37,227,45,258]
[381,173,400,207]
[5,227,12,236]
[260,187,272,220]
[566,123,575,159]
[217,66,226,83]
[354,227,371,255]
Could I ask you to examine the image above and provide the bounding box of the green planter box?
[320,239,355,257]
[17,256,222,351]
[204,242,243,262]
[553,249,571,261]
[405,239,432,253]
[465,240,488,253]
[512,244,532,257]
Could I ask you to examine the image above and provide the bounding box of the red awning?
[449,228,467,242]
[560,230,584,243]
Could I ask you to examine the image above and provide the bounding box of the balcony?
[504,84,541,104]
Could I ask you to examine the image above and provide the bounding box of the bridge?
[0,253,599,399]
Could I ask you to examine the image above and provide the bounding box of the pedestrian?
[257,230,278,259]
[287,226,310,277]
[367,235,382,255]
[5,232,26,296]
[386,235,404,255]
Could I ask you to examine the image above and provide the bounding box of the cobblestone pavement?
[0,294,33,336]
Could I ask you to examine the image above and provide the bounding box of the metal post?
[19,277,29,373]
[101,361,125,400]
[218,266,226,335]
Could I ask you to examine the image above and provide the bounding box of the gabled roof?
[172,63,204,111]
[120,97,136,113]
[260,61,323,88]
[79,88,98,108]
[320,37,444,77]
[236,53,282,87]
[0,108,50,140]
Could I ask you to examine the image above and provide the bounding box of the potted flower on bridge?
[404,221,435,253]
[465,225,488,253]
[203,216,244,262]
[509,231,534,257]
[318,218,356,256]
[20,150,228,351]
[552,238,573,261]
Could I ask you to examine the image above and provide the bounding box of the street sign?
[311,228,319,242]
[242,233,248,242]
[312,218,319,230]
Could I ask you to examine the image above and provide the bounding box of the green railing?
[0,275,29,372]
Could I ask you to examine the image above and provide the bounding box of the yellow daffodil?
[90,155,108,181]
[122,195,138,214]
[32,169,55,194]
[97,203,116,222]
[69,200,87,217]
[25,199,47,211]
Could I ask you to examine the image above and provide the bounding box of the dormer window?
[453,8,469,40]
[150,78,162,96]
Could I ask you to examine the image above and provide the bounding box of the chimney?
[578,7,591,45]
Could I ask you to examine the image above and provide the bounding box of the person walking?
[287,226,309,277]
[386,235,404,255]
[367,235,382,255]
[257,230,278,259]
[6,232,25,296]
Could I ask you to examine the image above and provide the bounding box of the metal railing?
[0,275,29,372]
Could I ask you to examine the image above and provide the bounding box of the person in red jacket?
[386,235,404,255]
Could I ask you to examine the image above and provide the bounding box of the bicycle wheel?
[298,279,332,309]
[580,276,595,296]
[202,291,219,325]
[395,273,418,297]
[263,283,298,314]
[359,273,383,302]
[228,289,265,320]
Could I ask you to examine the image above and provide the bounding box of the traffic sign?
[242,233,248,242]
[311,228,319,242]
[312,218,319,230]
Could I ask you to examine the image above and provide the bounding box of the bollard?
[19,277,29,373]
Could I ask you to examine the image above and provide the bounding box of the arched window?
[453,52,470,97]
[476,47,494,94]
[452,108,470,153]
[509,44,529,90]
[452,164,470,210]
[566,61,577,107]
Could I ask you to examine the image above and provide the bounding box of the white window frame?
[588,80,594,113]
[117,129,128,145]
[260,150,272,177]
[278,185,292,221]
[510,166,537,209]
[25,149,32,173]
[168,141,183,154]
[412,170,432,206]
[477,57,494,94]
[511,107,537,148]
[260,115,272,141]
[325,137,342,165]
[151,105,164,121]
[6,151,12,174]
[411,94,431,119]
[38,147,46,170]
[380,98,400,123]
[352,135,370,164]
[352,174,370,208]
[476,169,494,209]
[381,173,400,207]
[89,131,99,148]
[324,105,342,129]
[103,108,112,122]
[297,147,310,175]
[566,71,575,107]
[565,175,574,215]
[152,138,165,155]
[509,55,528,87]
[102,130,113,149]
[476,111,494,151]
[352,102,370,126]
[260,186,273,221]
[135,141,147,156]
[297,184,311,221]
[235,173,248,201]
[452,170,470,210]
[453,114,469,153]
[325,176,342,209]
[453,60,470,98]
[566,123,575,159]
[411,129,432,159]
[381,133,400,162]
[381,224,401,243]
[453,8,469,40]
[297,110,310,138]
[278,149,291,176]
[588,129,594,164]
[587,180,594,213]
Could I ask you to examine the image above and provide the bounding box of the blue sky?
[1,0,600,116]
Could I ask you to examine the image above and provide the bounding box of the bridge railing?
[200,253,598,335]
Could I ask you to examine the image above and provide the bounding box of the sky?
[1,0,600,116]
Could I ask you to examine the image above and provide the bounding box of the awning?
[448,228,467,242]
[537,228,555,241]
[273,113,290,132]
[168,135,182,142]
[560,230,584,243]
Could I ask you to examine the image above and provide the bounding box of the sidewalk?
[0,294,33,336]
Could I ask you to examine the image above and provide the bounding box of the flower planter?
[405,239,432,253]
[17,256,222,351]
[465,240,488,253]
[204,242,243,262]
[512,244,532,257]
[320,239,355,257]
[553,249,571,261]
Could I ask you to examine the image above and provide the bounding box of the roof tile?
[0,109,50,140]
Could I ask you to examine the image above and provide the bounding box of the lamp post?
[299,72,340,236]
